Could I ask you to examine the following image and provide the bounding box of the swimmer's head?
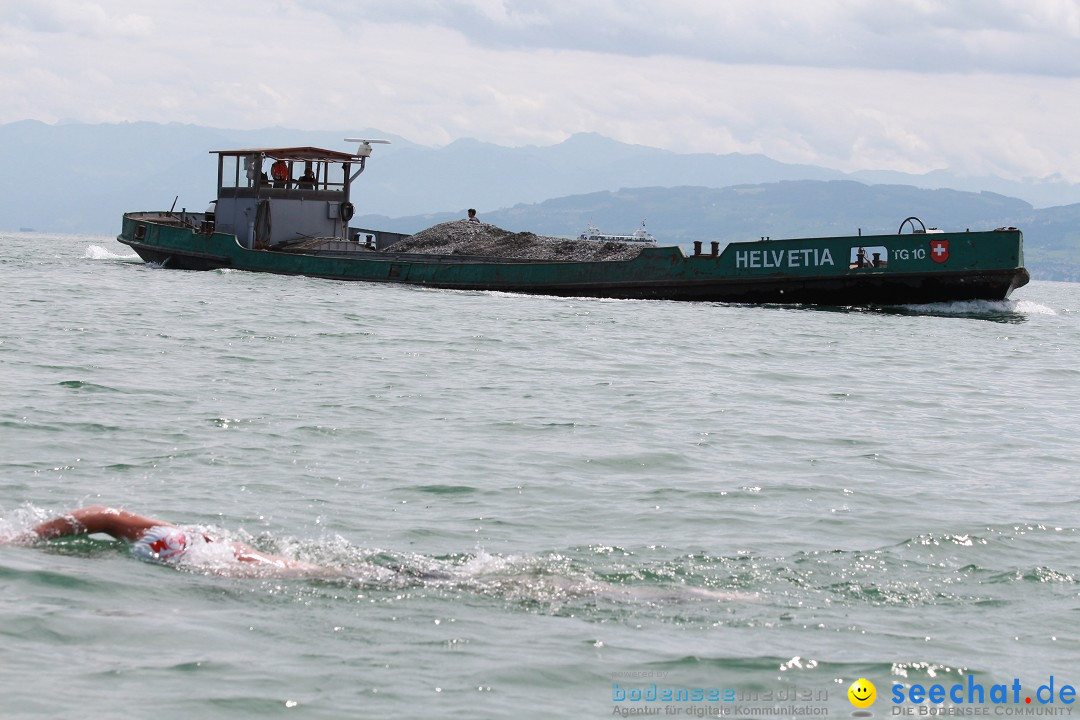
[131,526,189,563]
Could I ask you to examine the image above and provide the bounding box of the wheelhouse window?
[323,161,347,193]
[219,153,261,191]
[212,147,360,200]
[258,157,348,193]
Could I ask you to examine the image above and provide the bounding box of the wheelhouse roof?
[210,147,363,162]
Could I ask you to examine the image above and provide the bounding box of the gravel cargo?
[389,221,646,261]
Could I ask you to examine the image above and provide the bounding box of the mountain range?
[2,120,1078,280]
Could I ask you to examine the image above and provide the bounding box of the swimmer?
[4,508,756,600]
[5,505,332,577]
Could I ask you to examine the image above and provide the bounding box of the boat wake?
[890,297,1055,322]
[84,244,138,261]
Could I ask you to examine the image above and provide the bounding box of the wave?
[57,379,123,393]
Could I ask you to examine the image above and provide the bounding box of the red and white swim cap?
[131,526,189,562]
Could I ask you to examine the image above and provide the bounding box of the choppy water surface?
[1,231,1079,719]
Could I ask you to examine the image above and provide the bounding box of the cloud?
[307,0,1080,76]
[5,1,154,38]
[1,0,1079,185]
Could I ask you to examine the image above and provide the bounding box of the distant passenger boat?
[578,221,657,244]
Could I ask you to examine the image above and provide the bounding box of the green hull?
[118,213,1029,306]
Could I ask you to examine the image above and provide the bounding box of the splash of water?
[84,244,138,260]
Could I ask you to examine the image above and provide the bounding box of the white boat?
[578,220,657,244]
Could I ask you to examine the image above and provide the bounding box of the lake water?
[1,231,1078,719]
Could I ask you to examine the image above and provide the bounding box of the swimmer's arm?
[230,541,289,566]
[28,506,172,542]
[229,541,328,573]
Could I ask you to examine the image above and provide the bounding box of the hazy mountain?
[4,120,1080,234]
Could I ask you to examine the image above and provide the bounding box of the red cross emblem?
[930,239,949,263]
[149,532,186,555]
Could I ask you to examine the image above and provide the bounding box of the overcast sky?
[3,0,1080,182]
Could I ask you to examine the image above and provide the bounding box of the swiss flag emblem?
[929,239,949,263]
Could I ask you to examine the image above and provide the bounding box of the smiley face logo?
[848,678,877,708]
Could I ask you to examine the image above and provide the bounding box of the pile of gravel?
[388,221,647,261]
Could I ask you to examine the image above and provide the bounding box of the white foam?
[456,548,519,575]
[0,504,52,542]
[84,245,138,260]
[1013,299,1058,315]
[175,532,240,571]
[899,298,1054,316]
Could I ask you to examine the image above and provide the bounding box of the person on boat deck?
[467,208,480,223]
[297,166,317,190]
[5,505,322,572]
[270,159,291,188]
